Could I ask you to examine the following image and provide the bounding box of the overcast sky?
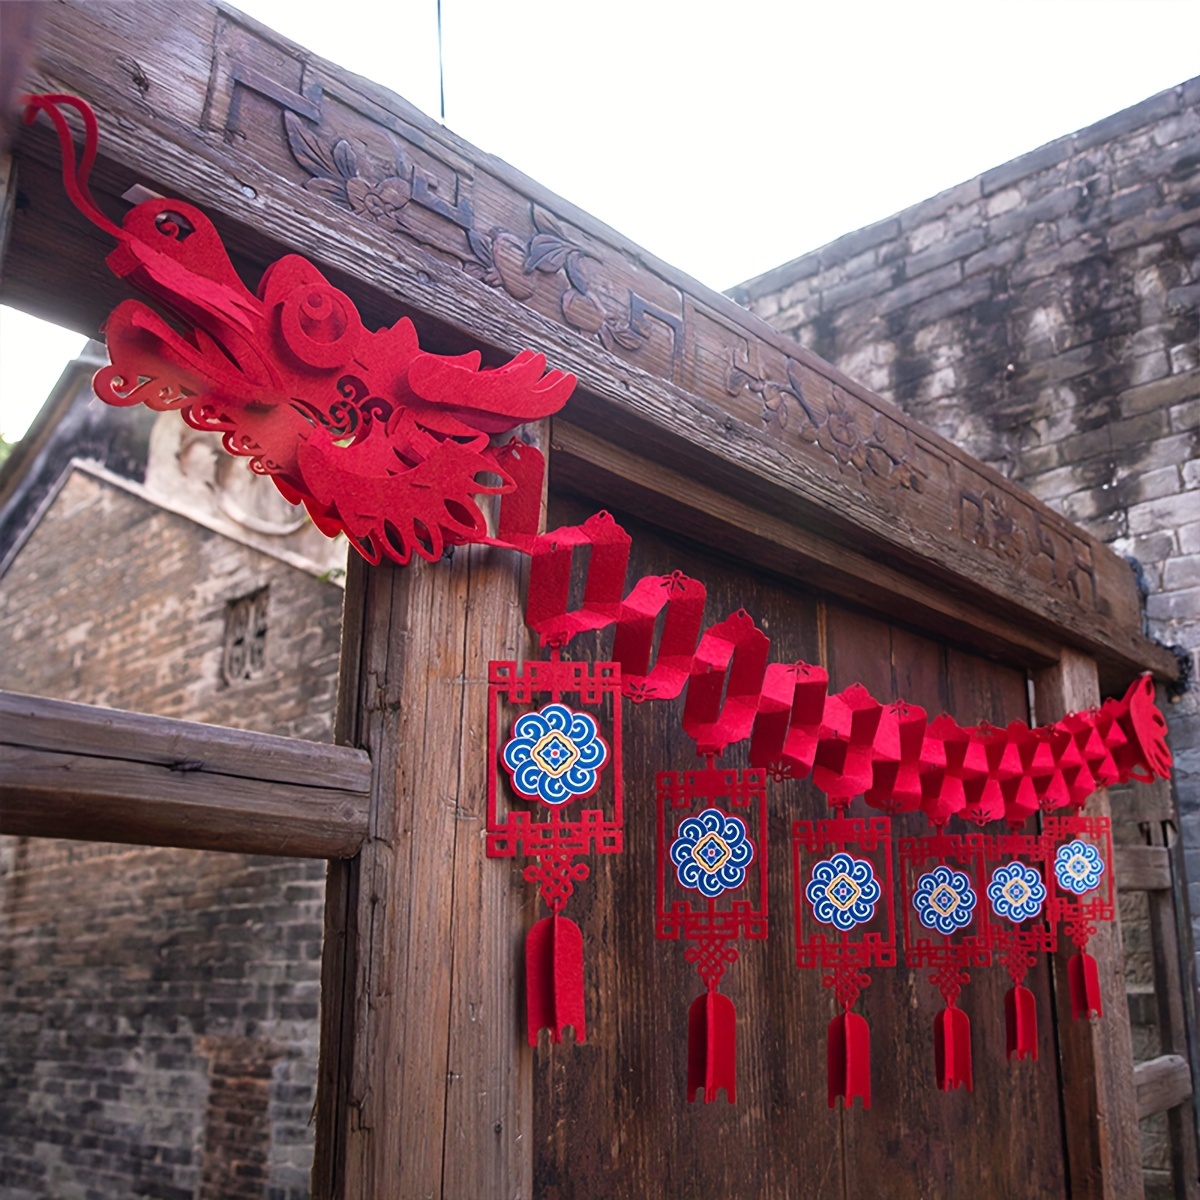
[3,0,1199,440]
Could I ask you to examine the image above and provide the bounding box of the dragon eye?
[154,210,194,240]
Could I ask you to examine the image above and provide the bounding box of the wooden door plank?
[1036,650,1144,1200]
[839,611,1067,1199]
[0,690,370,857]
[313,533,534,1198]
[530,495,842,1200]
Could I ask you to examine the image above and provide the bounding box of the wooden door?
[533,493,1067,1199]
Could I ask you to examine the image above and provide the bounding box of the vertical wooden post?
[314,532,535,1198]
[1036,648,1144,1200]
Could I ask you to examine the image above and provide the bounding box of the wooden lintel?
[2,0,1174,686]
[1134,1054,1194,1121]
[550,419,1068,672]
[0,690,371,858]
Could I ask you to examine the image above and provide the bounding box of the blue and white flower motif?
[670,809,754,898]
[1055,839,1105,895]
[987,861,1047,923]
[913,865,977,935]
[501,703,608,805]
[806,853,881,931]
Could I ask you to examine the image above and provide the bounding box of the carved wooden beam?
[0,691,371,857]
[2,0,1175,686]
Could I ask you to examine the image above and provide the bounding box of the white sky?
[3,0,1199,441]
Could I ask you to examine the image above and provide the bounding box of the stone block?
[904,274,993,329]
[1073,89,1182,152]
[1114,432,1197,475]
[988,188,1079,241]
[726,250,820,304]
[905,228,987,279]
[986,187,1022,218]
[819,264,901,313]
[1129,492,1200,536]
[1170,342,1200,374]
[1009,234,1105,285]
[981,137,1074,196]
[1118,372,1195,420]
[1128,350,1172,386]
[1170,396,1200,431]
[818,218,902,270]
[1164,554,1200,589]
[871,261,963,316]
[1146,585,1200,620]
[1167,283,1200,312]
[897,176,982,232]
[1153,108,1200,147]
[1058,425,1114,465]
[963,237,1023,278]
[1126,529,1181,564]
[1179,521,1200,555]
[908,218,947,254]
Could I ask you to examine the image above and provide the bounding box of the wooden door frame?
[0,3,1173,1195]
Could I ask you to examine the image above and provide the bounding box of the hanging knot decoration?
[793,817,895,1108]
[901,834,987,1090]
[656,612,770,1103]
[984,834,1053,1060]
[24,92,574,565]
[1048,818,1114,1020]
[487,504,631,1046]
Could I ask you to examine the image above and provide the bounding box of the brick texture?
[0,469,343,1199]
[734,77,1200,1192]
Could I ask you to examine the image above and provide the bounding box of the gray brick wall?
[0,469,344,1199]
[732,76,1200,1197]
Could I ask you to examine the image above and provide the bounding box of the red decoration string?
[497,478,1172,820]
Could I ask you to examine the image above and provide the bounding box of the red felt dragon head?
[24,92,575,564]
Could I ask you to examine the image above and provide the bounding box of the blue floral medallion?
[987,861,1047,923]
[806,853,881,931]
[912,865,977,934]
[670,809,754,898]
[502,702,608,805]
[1054,839,1105,895]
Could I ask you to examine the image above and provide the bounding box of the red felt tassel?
[1069,950,1103,1020]
[526,914,586,1045]
[828,1010,871,1109]
[935,1005,972,1091]
[687,990,737,1103]
[1005,984,1038,1060]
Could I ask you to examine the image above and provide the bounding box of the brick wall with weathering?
[0,469,343,1199]
[730,75,1200,1196]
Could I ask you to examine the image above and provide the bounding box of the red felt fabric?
[688,990,737,1104]
[828,1010,871,1109]
[526,914,586,1046]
